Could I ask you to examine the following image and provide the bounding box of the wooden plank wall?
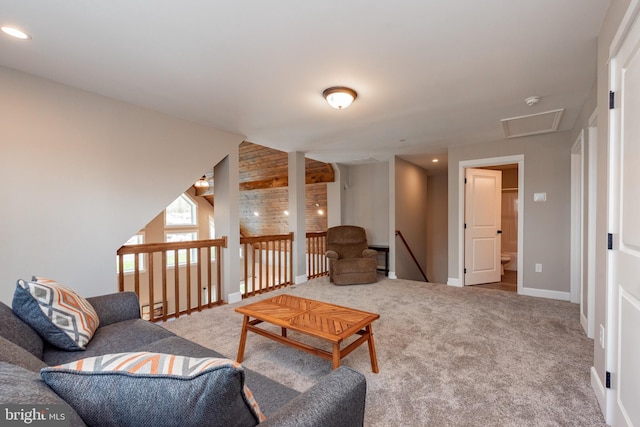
[238,142,332,236]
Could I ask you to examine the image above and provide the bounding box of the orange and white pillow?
[12,277,99,350]
[42,352,265,427]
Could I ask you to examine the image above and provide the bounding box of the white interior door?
[608,9,640,425]
[464,168,502,285]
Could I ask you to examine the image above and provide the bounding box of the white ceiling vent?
[501,108,564,139]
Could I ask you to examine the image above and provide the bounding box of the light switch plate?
[534,192,547,202]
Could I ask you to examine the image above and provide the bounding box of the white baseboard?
[295,274,307,284]
[591,367,607,421]
[227,292,242,304]
[520,287,570,301]
[447,277,463,287]
[388,272,397,279]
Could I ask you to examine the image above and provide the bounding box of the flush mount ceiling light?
[323,86,357,110]
[1,26,31,40]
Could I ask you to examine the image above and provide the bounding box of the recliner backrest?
[327,226,369,259]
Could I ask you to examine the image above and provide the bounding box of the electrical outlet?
[535,263,542,272]
[599,324,605,349]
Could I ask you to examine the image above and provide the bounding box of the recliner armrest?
[326,250,339,260]
[362,249,378,259]
[262,366,366,427]
[86,292,141,326]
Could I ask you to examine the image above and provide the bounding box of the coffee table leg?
[237,315,249,363]
[332,343,341,370]
[366,325,379,373]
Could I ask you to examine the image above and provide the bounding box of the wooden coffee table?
[235,294,380,372]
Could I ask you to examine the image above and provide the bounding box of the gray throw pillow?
[12,278,99,351]
[41,352,265,427]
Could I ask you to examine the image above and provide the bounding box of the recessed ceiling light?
[432,158,439,163]
[1,26,31,40]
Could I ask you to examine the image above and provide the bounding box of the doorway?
[479,164,519,291]
[458,155,524,293]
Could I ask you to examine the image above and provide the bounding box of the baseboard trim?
[447,278,463,287]
[520,287,570,301]
[388,272,397,279]
[295,274,307,284]
[227,292,242,304]
[591,367,607,420]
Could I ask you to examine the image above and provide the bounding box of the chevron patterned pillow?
[41,352,265,427]
[12,277,99,350]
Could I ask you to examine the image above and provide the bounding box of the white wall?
[343,162,390,245]
[0,66,243,304]
[427,174,448,284]
[448,132,573,295]
[394,157,429,281]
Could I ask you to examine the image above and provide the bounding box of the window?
[166,231,198,267]
[165,194,197,226]
[118,234,145,273]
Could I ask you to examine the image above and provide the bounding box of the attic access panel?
[501,109,564,139]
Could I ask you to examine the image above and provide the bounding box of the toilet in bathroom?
[500,253,511,276]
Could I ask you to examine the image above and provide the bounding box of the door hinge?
[608,233,613,250]
[497,230,502,234]
[610,91,615,110]
[464,178,467,184]
[464,268,467,274]
[464,223,467,229]
[606,371,611,389]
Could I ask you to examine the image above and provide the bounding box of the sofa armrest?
[86,292,141,326]
[362,249,378,259]
[326,250,339,260]
[262,366,366,427]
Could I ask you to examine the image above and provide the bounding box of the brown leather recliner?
[326,225,378,285]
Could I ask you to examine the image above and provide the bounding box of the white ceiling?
[0,1,610,173]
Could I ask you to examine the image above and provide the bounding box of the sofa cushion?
[41,352,265,427]
[0,336,47,372]
[0,301,44,359]
[12,278,99,350]
[43,318,176,366]
[0,362,87,427]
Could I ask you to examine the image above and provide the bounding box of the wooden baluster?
[174,250,180,318]
[162,251,168,322]
[196,247,202,311]
[215,245,221,303]
[207,246,213,307]
[149,252,155,322]
[133,252,140,299]
[186,248,191,315]
[118,254,125,292]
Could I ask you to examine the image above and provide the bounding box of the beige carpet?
[162,277,606,426]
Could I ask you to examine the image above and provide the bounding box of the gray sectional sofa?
[0,291,367,427]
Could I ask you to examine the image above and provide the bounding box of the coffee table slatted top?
[236,294,379,343]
